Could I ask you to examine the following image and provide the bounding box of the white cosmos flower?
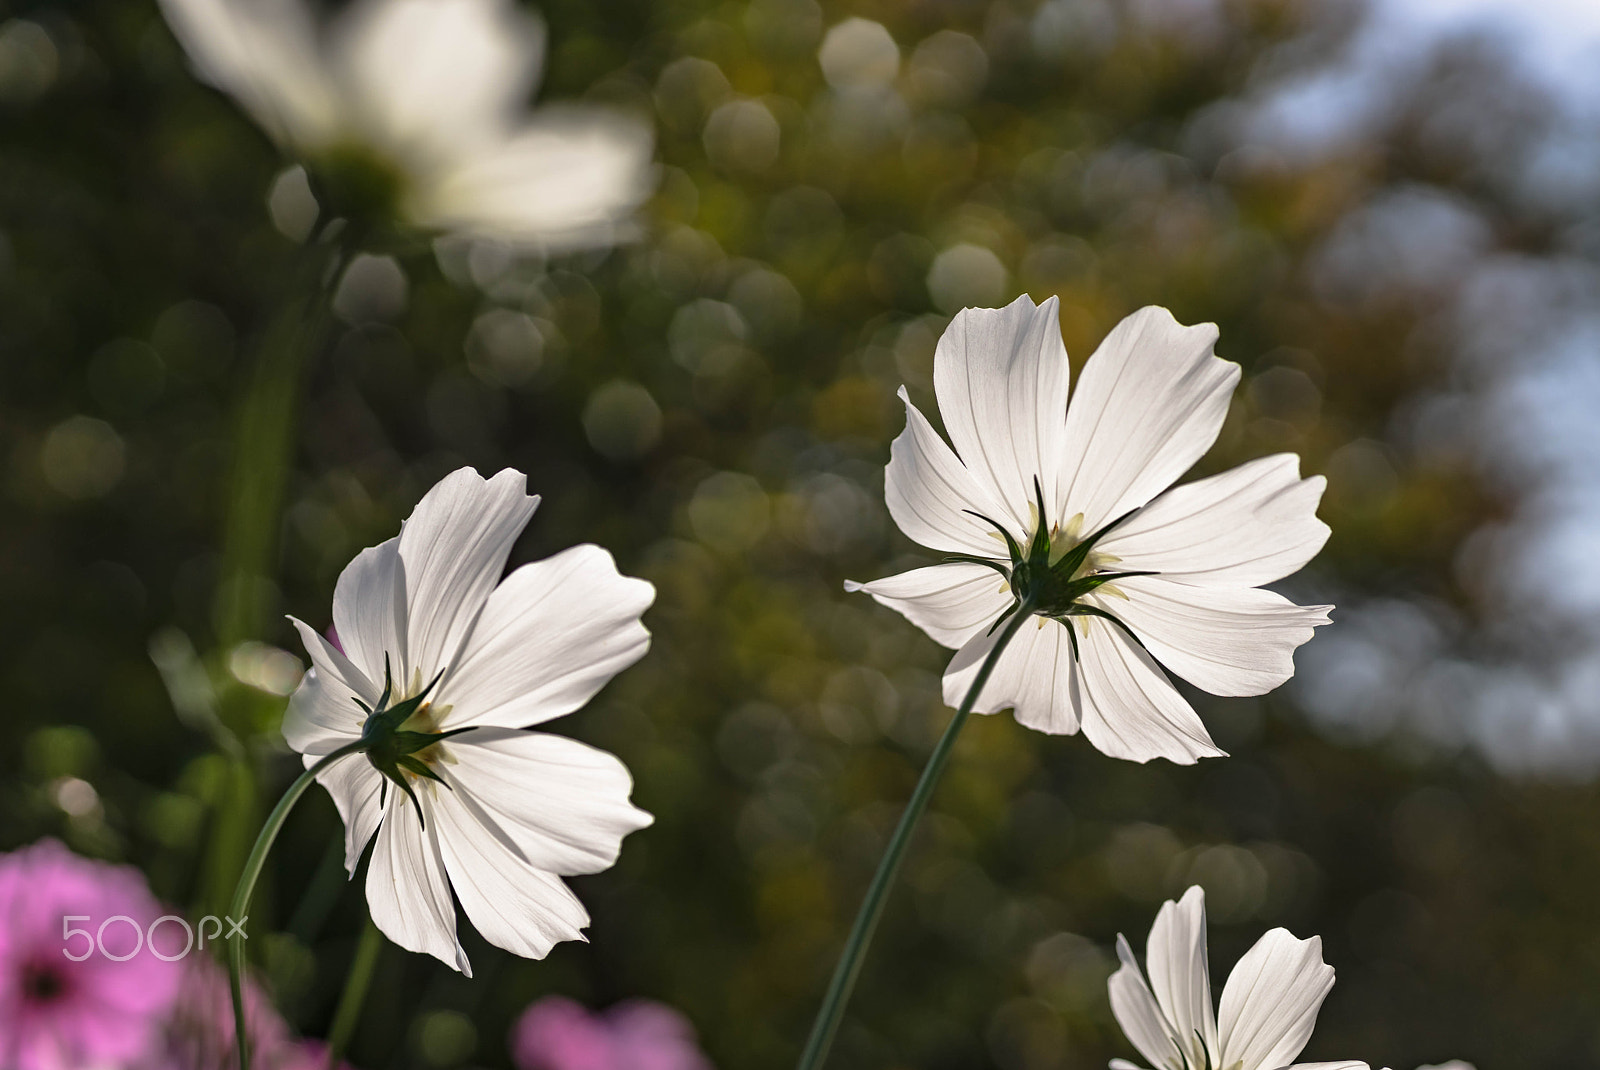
[1109,886,1369,1070]
[847,295,1332,764]
[283,467,654,974]
[159,0,651,246]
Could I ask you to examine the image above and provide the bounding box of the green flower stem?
[325,917,383,1070]
[795,599,1037,1070]
[203,223,355,920]
[229,742,366,1070]
[215,224,353,653]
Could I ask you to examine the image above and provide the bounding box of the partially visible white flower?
[284,467,654,974]
[1109,886,1369,1070]
[848,295,1331,764]
[160,0,652,247]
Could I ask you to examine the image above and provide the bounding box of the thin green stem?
[795,600,1037,1070]
[325,918,383,1070]
[229,742,366,1070]
[203,223,353,920]
[215,224,352,653]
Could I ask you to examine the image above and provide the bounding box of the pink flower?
[281,1040,357,1070]
[0,839,182,1070]
[132,952,297,1070]
[512,996,713,1070]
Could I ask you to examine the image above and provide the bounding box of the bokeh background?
[3,0,1600,1067]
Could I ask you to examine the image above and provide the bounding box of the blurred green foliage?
[2,1,1599,1069]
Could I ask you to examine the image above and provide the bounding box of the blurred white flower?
[160,0,652,246]
[848,295,1330,764]
[1109,886,1369,1070]
[283,467,654,974]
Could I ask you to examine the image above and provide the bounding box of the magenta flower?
[512,996,713,1070]
[0,839,182,1070]
[132,952,295,1070]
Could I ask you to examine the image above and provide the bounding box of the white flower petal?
[365,792,471,975]
[1109,933,1182,1070]
[932,294,1071,531]
[338,0,542,156]
[440,728,652,875]
[1058,307,1238,533]
[884,387,1019,557]
[398,466,539,684]
[1217,929,1335,1070]
[1147,887,1219,1070]
[440,545,653,729]
[284,616,376,755]
[1110,1062,1153,1070]
[419,113,654,246]
[942,615,1084,735]
[1101,455,1330,588]
[159,0,341,150]
[432,778,593,961]
[1075,619,1225,765]
[331,535,407,689]
[309,752,383,875]
[846,563,1012,649]
[1109,579,1332,698]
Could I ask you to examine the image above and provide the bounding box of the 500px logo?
[61,914,248,961]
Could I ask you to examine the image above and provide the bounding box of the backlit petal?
[1101,455,1329,588]
[337,0,542,156]
[158,0,341,150]
[1110,579,1332,698]
[1058,307,1238,533]
[284,616,376,755]
[419,113,654,247]
[1217,929,1335,1070]
[432,778,594,961]
[847,563,1013,649]
[1147,887,1219,1070]
[331,535,407,690]
[308,751,383,875]
[932,295,1071,532]
[1075,618,1225,765]
[365,792,471,975]
[398,466,539,684]
[884,388,1019,556]
[942,614,1084,735]
[440,728,653,875]
[1109,933,1182,1070]
[439,544,653,729]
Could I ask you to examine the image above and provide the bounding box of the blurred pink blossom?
[132,951,297,1070]
[0,839,182,1070]
[511,996,713,1070]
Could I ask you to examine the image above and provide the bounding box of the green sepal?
[1051,603,1151,653]
[962,509,1023,565]
[1026,477,1051,563]
[397,754,449,786]
[939,554,1013,579]
[346,658,473,833]
[1047,507,1138,585]
[1058,569,1157,602]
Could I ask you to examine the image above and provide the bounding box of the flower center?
[353,659,462,824]
[21,959,67,1004]
[308,142,407,234]
[948,478,1154,658]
